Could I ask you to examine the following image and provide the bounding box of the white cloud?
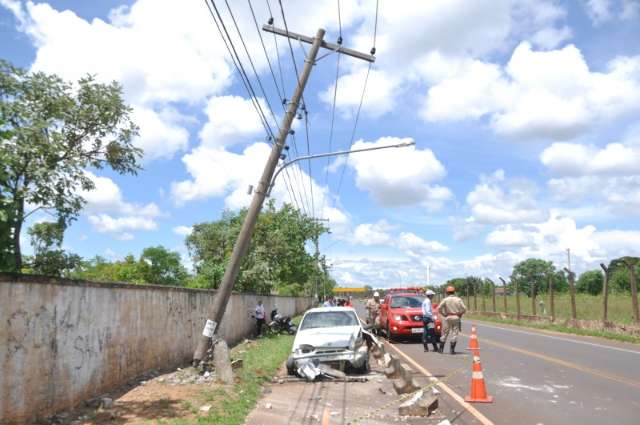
[173,226,193,237]
[422,43,640,141]
[81,171,160,238]
[352,220,394,246]
[198,96,268,148]
[396,232,449,256]
[466,170,547,225]
[541,135,640,216]
[319,68,401,118]
[486,225,532,247]
[343,137,452,210]
[82,171,160,217]
[324,0,570,121]
[541,142,640,177]
[583,0,639,24]
[88,214,157,233]
[131,106,189,160]
[2,0,237,160]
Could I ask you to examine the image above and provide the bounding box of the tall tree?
[186,201,327,295]
[27,221,81,277]
[511,258,556,297]
[0,60,141,271]
[139,245,188,286]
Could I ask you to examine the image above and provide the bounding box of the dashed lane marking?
[385,341,495,425]
[470,321,640,355]
[476,335,640,391]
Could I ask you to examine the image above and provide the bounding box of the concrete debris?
[100,397,113,409]
[199,405,212,413]
[265,403,273,409]
[392,377,420,395]
[214,340,234,384]
[437,420,452,425]
[398,390,439,416]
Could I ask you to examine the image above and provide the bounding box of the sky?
[1,0,640,288]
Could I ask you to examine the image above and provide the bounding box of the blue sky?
[2,0,640,287]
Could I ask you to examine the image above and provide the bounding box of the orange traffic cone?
[466,325,480,354]
[465,353,493,403]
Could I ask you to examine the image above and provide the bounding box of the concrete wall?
[0,274,311,424]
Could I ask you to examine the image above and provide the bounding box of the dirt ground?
[43,367,230,425]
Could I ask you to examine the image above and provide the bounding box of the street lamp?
[267,140,416,195]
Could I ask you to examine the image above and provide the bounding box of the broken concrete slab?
[392,376,420,395]
[398,390,439,416]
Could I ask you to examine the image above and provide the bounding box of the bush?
[576,270,603,295]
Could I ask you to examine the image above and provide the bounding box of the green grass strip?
[467,313,640,345]
[165,332,294,425]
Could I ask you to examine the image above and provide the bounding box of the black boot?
[438,342,444,353]
[423,343,429,352]
[450,342,457,354]
[432,342,439,352]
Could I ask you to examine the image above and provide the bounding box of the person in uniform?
[437,286,467,354]
[365,291,382,333]
[421,290,439,352]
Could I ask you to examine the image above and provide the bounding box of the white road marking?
[471,321,640,355]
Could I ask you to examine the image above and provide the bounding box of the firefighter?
[365,291,382,334]
[437,285,467,354]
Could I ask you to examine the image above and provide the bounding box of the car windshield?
[390,296,425,308]
[299,311,359,330]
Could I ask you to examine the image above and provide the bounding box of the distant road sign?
[333,287,367,293]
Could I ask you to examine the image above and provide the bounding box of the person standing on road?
[255,300,266,337]
[365,291,382,334]
[437,286,466,354]
[421,290,439,352]
[323,295,336,307]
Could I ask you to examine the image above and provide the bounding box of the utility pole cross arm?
[262,24,376,63]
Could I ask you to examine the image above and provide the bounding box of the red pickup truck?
[380,288,442,341]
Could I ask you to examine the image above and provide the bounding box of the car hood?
[294,326,361,349]
[391,307,422,314]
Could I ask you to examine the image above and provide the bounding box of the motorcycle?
[268,308,297,335]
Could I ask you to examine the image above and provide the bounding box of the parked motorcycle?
[268,308,297,335]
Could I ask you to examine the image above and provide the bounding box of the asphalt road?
[355,301,640,425]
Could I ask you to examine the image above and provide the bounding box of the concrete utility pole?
[192,26,375,364]
[313,218,330,302]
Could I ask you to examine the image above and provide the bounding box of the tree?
[186,201,327,295]
[139,245,188,286]
[0,60,141,271]
[510,258,555,297]
[26,221,81,277]
[576,270,603,295]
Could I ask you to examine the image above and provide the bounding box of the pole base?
[464,395,493,403]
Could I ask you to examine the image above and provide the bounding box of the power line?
[303,109,315,218]
[276,0,317,217]
[335,1,379,198]
[221,0,310,214]
[335,62,372,198]
[204,0,303,212]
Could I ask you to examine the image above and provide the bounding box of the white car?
[286,307,370,375]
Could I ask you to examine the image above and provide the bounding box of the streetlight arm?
[269,141,415,195]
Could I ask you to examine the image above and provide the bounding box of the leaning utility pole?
[192,26,375,364]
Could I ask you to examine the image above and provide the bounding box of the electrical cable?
[222,0,309,214]
[204,0,303,211]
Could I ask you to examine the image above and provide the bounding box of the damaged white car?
[286,307,370,375]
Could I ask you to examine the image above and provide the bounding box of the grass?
[466,313,640,345]
[464,293,638,324]
[164,331,294,425]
